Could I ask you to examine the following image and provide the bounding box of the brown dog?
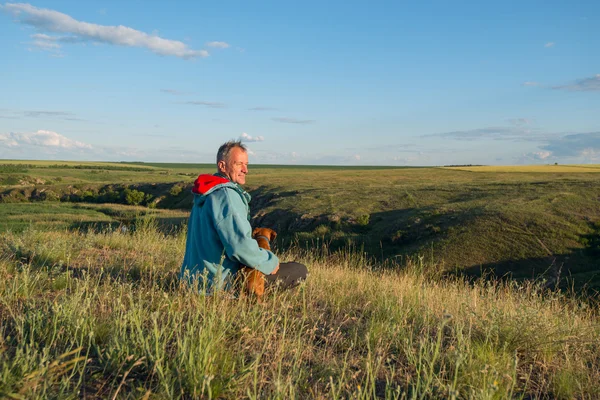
[241,227,277,301]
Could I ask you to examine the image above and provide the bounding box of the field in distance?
[444,164,600,173]
[1,160,599,291]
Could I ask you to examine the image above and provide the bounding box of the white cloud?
[160,88,189,95]
[206,41,230,49]
[248,150,366,165]
[248,106,277,111]
[532,151,551,159]
[424,126,548,142]
[392,153,425,163]
[516,151,554,164]
[2,3,209,59]
[0,133,19,147]
[114,149,141,157]
[30,33,53,40]
[239,132,264,142]
[506,118,531,126]
[28,32,63,54]
[32,38,60,49]
[183,100,226,108]
[0,108,85,121]
[552,74,600,92]
[544,42,555,48]
[272,117,315,124]
[581,148,599,160]
[540,132,600,157]
[522,75,600,92]
[1,130,92,149]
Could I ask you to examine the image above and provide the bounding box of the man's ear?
[217,160,226,173]
[269,229,277,240]
[252,227,260,237]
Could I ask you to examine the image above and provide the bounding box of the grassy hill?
[246,166,600,290]
[0,224,598,398]
[1,160,599,290]
[1,161,600,397]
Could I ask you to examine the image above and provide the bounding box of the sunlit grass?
[0,225,598,398]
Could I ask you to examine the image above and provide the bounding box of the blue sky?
[1,1,598,166]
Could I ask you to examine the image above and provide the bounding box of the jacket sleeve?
[211,188,279,275]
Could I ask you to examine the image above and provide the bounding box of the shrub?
[0,190,28,203]
[82,190,96,202]
[169,185,183,196]
[98,189,121,203]
[313,225,330,237]
[0,175,22,185]
[69,193,83,202]
[0,164,28,173]
[144,193,154,205]
[124,188,145,206]
[40,190,60,202]
[356,214,370,226]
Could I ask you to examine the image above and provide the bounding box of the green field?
[1,160,599,290]
[444,165,600,173]
[1,160,600,398]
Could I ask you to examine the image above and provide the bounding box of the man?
[180,140,307,293]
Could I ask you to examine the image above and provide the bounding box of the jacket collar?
[192,173,251,221]
[192,174,230,195]
[192,173,248,196]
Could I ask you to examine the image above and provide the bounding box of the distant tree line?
[0,163,160,172]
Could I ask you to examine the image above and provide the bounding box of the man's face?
[218,147,249,185]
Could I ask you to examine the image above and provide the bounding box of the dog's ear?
[268,228,277,240]
[252,227,260,237]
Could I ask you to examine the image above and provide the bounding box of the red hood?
[192,174,230,195]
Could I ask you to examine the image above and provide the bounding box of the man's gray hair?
[216,140,247,164]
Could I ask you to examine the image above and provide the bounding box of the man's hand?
[271,264,280,275]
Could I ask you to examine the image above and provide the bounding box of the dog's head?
[253,227,277,241]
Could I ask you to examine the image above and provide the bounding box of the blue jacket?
[179,173,279,292]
